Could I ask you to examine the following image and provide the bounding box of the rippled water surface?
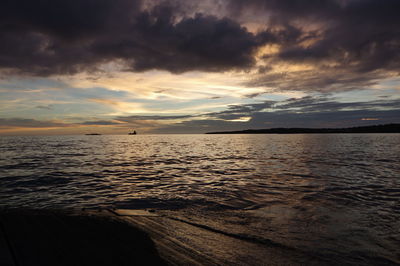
[1,134,399,264]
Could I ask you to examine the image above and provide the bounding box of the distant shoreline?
[206,123,400,134]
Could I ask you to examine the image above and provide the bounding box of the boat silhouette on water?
[128,130,137,135]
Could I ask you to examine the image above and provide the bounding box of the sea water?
[0,134,399,264]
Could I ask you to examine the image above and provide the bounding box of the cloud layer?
[0,0,271,75]
[2,0,399,77]
[3,96,398,133]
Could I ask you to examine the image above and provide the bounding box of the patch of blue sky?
[0,76,69,90]
[49,86,129,100]
[0,99,113,121]
[1,86,129,119]
[377,77,400,89]
[1,77,128,99]
[51,102,114,121]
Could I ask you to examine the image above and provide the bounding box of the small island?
[206,123,400,134]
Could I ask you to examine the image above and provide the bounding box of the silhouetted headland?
[206,123,400,134]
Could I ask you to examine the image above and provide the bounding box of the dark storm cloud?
[0,0,142,75]
[1,0,142,39]
[227,0,342,18]
[1,0,399,94]
[114,13,266,72]
[0,0,274,75]
[230,0,400,73]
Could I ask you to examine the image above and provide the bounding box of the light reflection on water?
[0,134,399,264]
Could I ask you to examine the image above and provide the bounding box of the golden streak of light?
[361,118,379,121]
[60,70,265,101]
[88,98,149,114]
[256,44,280,57]
[228,116,252,122]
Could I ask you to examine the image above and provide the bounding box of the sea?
[0,134,399,265]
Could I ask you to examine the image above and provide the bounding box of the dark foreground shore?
[0,209,366,266]
[0,209,166,266]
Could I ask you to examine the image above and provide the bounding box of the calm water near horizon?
[1,134,399,265]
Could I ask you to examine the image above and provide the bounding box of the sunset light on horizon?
[1,0,399,135]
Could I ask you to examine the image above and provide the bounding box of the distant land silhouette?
[206,123,400,134]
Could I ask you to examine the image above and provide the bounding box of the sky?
[1,0,399,135]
